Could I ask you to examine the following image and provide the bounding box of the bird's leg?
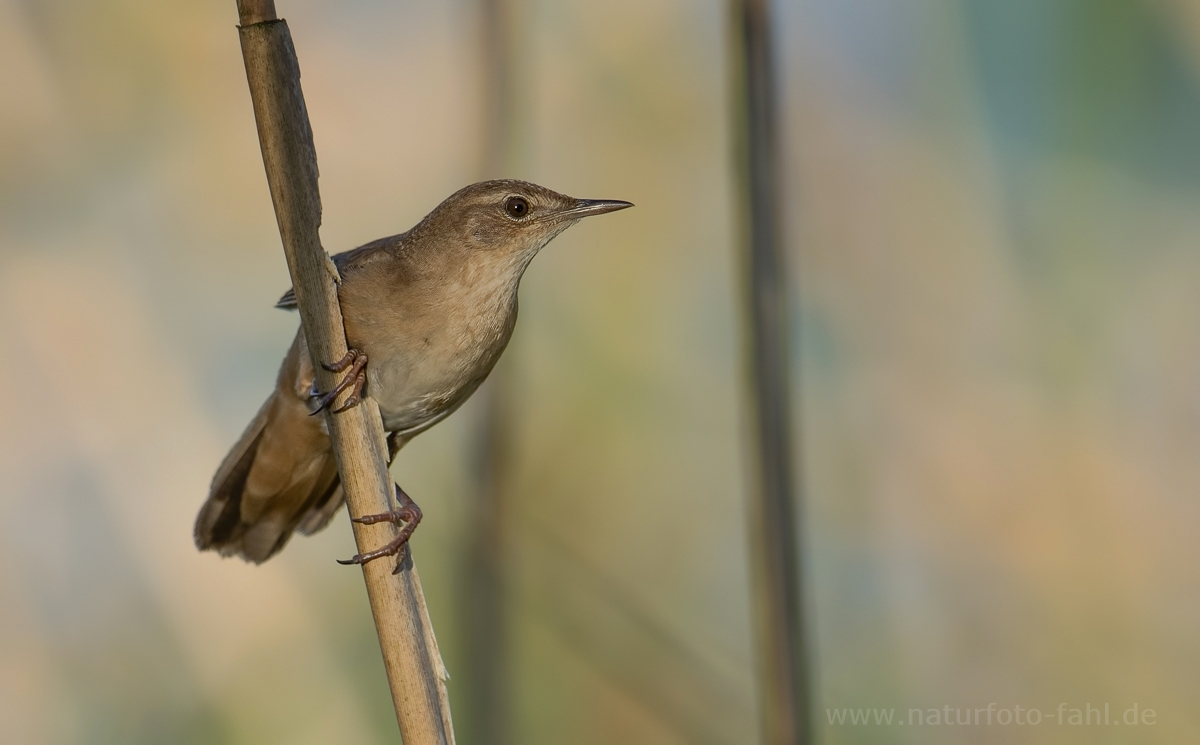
[310,348,369,414]
[338,484,423,574]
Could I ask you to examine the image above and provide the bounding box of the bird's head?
[423,179,632,264]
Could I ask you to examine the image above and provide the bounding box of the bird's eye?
[505,196,530,219]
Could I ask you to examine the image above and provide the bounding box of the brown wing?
[276,233,404,310]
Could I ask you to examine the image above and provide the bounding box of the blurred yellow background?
[1,1,1198,743]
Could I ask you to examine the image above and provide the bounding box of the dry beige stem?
[233,2,455,742]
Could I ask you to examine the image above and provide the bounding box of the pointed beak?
[563,198,634,218]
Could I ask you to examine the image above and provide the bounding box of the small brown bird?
[195,179,631,565]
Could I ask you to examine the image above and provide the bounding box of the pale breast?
[338,241,525,435]
[362,298,516,434]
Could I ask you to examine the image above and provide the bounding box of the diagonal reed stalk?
[232,1,455,742]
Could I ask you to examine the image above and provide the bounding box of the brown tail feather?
[195,395,272,556]
[196,334,344,563]
[197,335,413,563]
[297,483,345,536]
[296,430,412,536]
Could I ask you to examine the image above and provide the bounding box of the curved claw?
[338,485,423,574]
[310,349,368,415]
[330,372,366,414]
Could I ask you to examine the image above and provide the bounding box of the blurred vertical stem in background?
[729,0,812,743]
[232,1,455,742]
[463,0,518,742]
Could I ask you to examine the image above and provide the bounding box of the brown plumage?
[195,179,631,563]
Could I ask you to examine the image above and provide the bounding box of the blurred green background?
[1,0,1198,743]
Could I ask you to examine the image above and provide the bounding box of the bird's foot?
[337,484,423,574]
[310,348,368,414]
